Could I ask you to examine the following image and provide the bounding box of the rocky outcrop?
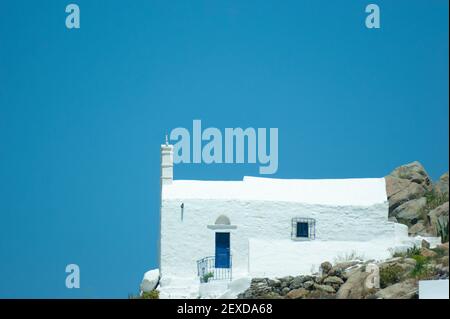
[389,161,432,191]
[385,176,427,213]
[375,280,418,299]
[408,221,430,236]
[285,288,309,299]
[386,162,448,238]
[238,242,449,299]
[238,264,349,299]
[335,268,370,299]
[323,276,344,286]
[313,283,336,294]
[377,257,415,274]
[392,197,427,226]
[428,202,449,233]
[239,260,385,299]
[434,172,449,196]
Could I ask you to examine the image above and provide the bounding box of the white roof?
[162,176,388,206]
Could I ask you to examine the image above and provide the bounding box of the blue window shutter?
[296,222,309,238]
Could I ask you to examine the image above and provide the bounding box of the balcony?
[197,255,232,283]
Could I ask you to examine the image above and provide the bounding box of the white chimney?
[161,136,173,185]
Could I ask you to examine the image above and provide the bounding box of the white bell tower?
[160,135,173,186]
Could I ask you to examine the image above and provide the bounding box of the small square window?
[296,222,309,238]
[292,218,315,240]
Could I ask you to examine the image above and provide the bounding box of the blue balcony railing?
[197,255,232,283]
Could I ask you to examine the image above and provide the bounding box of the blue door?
[215,232,230,268]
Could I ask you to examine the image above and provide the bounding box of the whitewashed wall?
[160,198,395,280]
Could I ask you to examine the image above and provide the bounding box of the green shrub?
[411,255,431,279]
[424,191,448,212]
[405,246,421,259]
[141,290,160,299]
[380,264,404,288]
[202,272,214,283]
[419,191,449,226]
[391,246,422,258]
[436,218,449,243]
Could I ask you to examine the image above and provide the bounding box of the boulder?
[320,261,333,275]
[336,269,370,299]
[323,276,344,286]
[408,221,429,236]
[285,288,309,299]
[389,161,432,191]
[437,242,449,252]
[328,268,343,277]
[290,276,307,289]
[392,197,427,226]
[239,278,280,298]
[140,269,160,293]
[408,221,434,237]
[279,276,293,284]
[433,265,449,280]
[388,216,398,223]
[378,257,402,265]
[281,287,290,296]
[421,239,431,249]
[267,279,281,288]
[239,289,254,299]
[313,283,336,294]
[329,261,359,277]
[385,176,412,198]
[438,256,449,268]
[385,176,427,213]
[261,292,283,299]
[378,258,415,274]
[428,202,449,234]
[421,247,438,258]
[403,258,417,267]
[252,278,267,284]
[303,280,315,290]
[278,276,292,289]
[434,172,449,196]
[375,280,418,299]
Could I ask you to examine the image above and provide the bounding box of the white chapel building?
[157,142,425,298]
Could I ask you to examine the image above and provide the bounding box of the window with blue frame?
[292,218,316,240]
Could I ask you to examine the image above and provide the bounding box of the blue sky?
[0,0,448,298]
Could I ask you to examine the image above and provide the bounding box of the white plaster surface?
[198,281,231,299]
[248,238,415,278]
[218,277,252,299]
[158,276,200,299]
[163,176,388,206]
[160,198,396,280]
[419,280,449,299]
